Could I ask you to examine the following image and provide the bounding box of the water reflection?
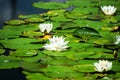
[0,0,66,28]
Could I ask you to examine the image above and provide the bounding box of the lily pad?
[23,72,52,80]
[73,27,101,39]
[10,50,37,57]
[25,18,44,23]
[74,64,94,72]
[0,49,5,55]
[33,1,69,10]
[0,38,43,49]
[41,66,75,78]
[0,29,21,39]
[5,20,26,25]
[18,14,41,19]
[0,55,21,69]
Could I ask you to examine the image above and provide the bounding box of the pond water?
[0,0,120,80]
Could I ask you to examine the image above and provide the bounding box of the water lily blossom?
[39,23,53,33]
[94,60,112,72]
[114,35,120,45]
[43,36,69,51]
[101,5,117,15]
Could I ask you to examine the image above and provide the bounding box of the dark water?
[0,0,66,28]
[0,0,66,80]
[0,0,46,28]
[0,68,26,80]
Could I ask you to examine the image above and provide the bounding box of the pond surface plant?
[1,0,120,80]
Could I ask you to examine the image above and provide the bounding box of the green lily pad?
[67,0,99,7]
[21,62,46,72]
[0,55,21,69]
[5,20,26,25]
[74,20,105,29]
[51,15,72,21]
[22,31,44,37]
[73,27,101,39]
[0,29,21,39]
[18,14,41,19]
[23,72,52,80]
[41,9,66,17]
[33,1,69,9]
[42,50,69,57]
[0,38,43,49]
[41,66,75,78]
[21,52,46,63]
[25,18,44,23]
[0,49,5,55]
[74,64,94,72]
[10,50,37,57]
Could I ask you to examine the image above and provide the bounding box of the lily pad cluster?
[0,0,120,80]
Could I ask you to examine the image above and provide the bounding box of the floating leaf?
[0,55,20,69]
[5,20,26,25]
[0,29,21,39]
[74,20,105,29]
[22,31,43,37]
[23,72,52,80]
[41,9,66,17]
[21,62,46,72]
[41,66,75,78]
[0,38,43,49]
[61,21,79,29]
[74,64,94,72]
[25,18,44,23]
[66,51,96,60]
[42,50,69,57]
[71,7,98,15]
[67,0,99,7]
[18,14,41,19]
[33,1,69,9]
[3,24,39,32]
[0,49,5,55]
[51,15,72,21]
[73,27,101,39]
[10,50,37,57]
[21,52,46,63]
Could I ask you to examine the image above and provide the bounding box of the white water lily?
[101,5,117,15]
[94,60,112,72]
[114,35,120,45]
[39,23,53,33]
[43,36,69,51]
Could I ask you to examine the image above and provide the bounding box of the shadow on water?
[0,68,26,80]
